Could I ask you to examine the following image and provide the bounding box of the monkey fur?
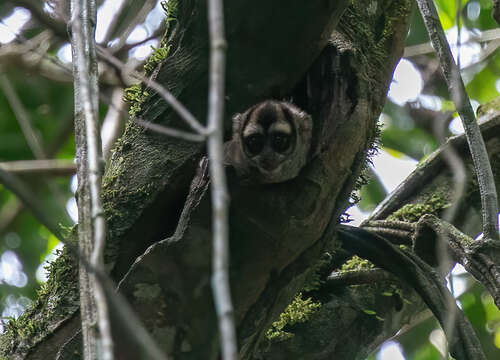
[225,100,312,184]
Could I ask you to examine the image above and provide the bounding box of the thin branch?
[0,168,64,240]
[0,72,70,210]
[70,0,113,358]
[339,225,487,360]
[101,88,125,161]
[109,0,157,53]
[416,0,499,241]
[361,220,415,245]
[98,0,128,45]
[134,119,206,142]
[404,28,500,57]
[8,0,68,38]
[206,0,236,359]
[428,110,467,348]
[97,46,208,135]
[414,214,500,308]
[0,164,169,360]
[114,26,165,58]
[0,31,72,82]
[96,86,206,145]
[3,2,205,141]
[326,269,396,287]
[98,86,206,144]
[0,159,75,176]
[0,30,122,86]
[461,39,500,72]
[0,75,47,159]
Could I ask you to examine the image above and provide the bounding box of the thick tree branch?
[261,98,500,360]
[338,225,487,360]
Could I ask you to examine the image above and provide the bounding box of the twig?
[429,110,467,349]
[0,159,75,176]
[70,0,113,358]
[98,85,206,144]
[404,28,500,57]
[339,225,487,360]
[206,0,236,359]
[4,3,205,141]
[97,46,208,136]
[101,88,126,161]
[8,0,68,38]
[98,0,128,45]
[0,167,169,360]
[0,75,46,159]
[326,269,396,287]
[0,28,72,82]
[134,119,206,142]
[115,26,165,58]
[109,0,157,53]
[0,72,70,210]
[416,0,499,241]
[0,168,64,240]
[414,214,500,308]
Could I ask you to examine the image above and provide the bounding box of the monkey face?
[227,100,312,184]
[242,116,296,175]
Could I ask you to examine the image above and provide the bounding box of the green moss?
[123,84,150,116]
[161,0,179,31]
[303,252,333,292]
[123,0,178,116]
[143,46,171,74]
[387,194,448,222]
[266,293,321,343]
[339,255,375,272]
[0,244,79,357]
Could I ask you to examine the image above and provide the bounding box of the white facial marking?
[269,120,292,135]
[243,122,264,138]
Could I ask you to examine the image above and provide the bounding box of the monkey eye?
[244,134,265,156]
[271,133,291,153]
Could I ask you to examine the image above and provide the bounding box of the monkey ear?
[288,104,313,133]
[232,113,242,136]
[301,113,313,132]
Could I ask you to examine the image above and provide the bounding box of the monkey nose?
[259,160,278,171]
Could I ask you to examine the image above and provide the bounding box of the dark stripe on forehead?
[280,103,295,126]
[254,101,280,129]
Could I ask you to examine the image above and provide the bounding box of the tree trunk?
[0,1,421,359]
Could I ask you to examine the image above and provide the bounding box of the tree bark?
[0,1,419,359]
